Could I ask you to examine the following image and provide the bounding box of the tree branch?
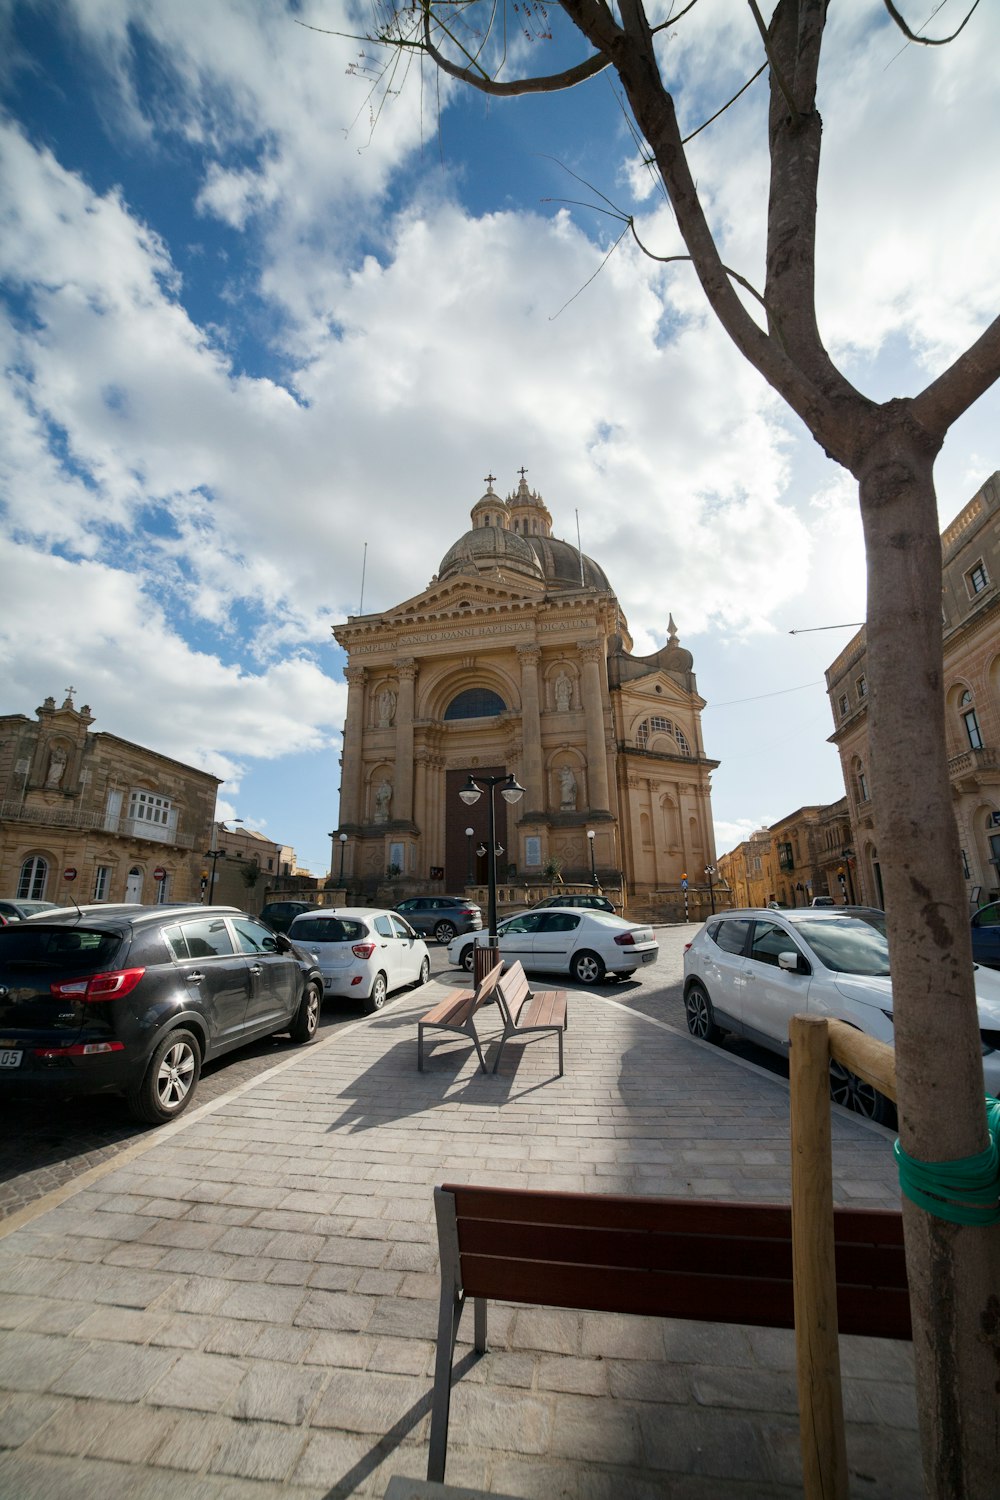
[912,313,1000,437]
[883,0,981,46]
[420,0,611,94]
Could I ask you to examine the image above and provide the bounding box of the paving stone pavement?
[0,978,920,1498]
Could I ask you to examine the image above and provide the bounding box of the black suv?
[531,894,616,914]
[394,896,483,944]
[0,905,322,1126]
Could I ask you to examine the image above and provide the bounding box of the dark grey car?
[394,896,483,944]
[0,905,322,1125]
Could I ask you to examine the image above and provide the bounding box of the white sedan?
[448,907,659,985]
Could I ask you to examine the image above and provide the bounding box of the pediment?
[380,572,546,626]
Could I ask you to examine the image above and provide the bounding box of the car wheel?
[571,950,606,985]
[459,945,475,973]
[365,972,388,1013]
[415,956,431,988]
[434,920,457,944]
[289,981,321,1044]
[685,981,724,1044]
[829,1060,896,1126]
[127,1028,201,1126]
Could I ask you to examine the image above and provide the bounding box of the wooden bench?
[492,960,568,1076]
[417,962,503,1073]
[426,1182,910,1484]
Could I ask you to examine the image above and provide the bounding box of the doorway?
[445,766,510,892]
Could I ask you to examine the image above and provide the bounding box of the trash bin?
[474,937,501,988]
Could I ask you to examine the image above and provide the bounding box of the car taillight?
[49,968,146,1001]
[352,942,376,959]
[34,1041,125,1058]
[614,933,636,947]
[683,942,692,953]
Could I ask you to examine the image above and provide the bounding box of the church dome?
[527,535,612,592]
[438,525,545,582]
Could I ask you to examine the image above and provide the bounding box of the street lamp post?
[465,827,475,887]
[339,832,348,884]
[458,773,525,943]
[841,847,855,904]
[705,863,717,915]
[203,847,224,904]
[587,829,599,888]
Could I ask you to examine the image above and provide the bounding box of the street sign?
[63,867,77,881]
[153,866,167,882]
[680,878,689,890]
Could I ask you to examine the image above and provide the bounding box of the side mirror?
[276,931,292,952]
[778,950,808,974]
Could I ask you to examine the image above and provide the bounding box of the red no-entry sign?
[63,867,77,881]
[153,867,167,882]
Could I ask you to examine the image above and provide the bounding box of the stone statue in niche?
[558,765,578,810]
[374,779,393,823]
[45,746,67,788]
[554,672,573,712]
[377,688,396,727]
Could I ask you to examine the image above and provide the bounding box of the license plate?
[0,1049,23,1068]
[641,952,656,964]
[323,979,334,990]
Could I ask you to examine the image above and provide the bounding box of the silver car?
[683,907,1000,1123]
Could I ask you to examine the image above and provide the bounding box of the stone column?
[579,641,611,811]
[340,665,367,825]
[517,645,544,812]
[394,658,417,823]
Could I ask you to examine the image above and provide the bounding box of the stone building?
[333,474,718,903]
[201,822,287,914]
[0,692,220,906]
[718,798,856,908]
[826,471,1000,909]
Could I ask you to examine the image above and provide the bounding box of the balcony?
[948,746,1000,790]
[0,801,196,850]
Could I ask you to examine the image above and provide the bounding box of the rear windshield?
[0,925,122,969]
[291,917,367,943]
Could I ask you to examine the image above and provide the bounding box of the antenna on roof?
[358,542,368,615]
[575,509,585,587]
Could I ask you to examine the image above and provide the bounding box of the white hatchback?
[288,907,431,1013]
[447,907,658,985]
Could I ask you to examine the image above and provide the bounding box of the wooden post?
[789,1014,848,1500]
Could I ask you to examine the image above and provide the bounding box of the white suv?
[683,906,1000,1123]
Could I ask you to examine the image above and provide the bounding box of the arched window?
[444,688,507,721]
[961,690,983,750]
[18,855,48,899]
[636,716,691,756]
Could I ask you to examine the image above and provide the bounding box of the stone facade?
[333,475,718,903]
[0,692,220,906]
[825,471,1000,909]
[718,798,855,908]
[201,823,287,913]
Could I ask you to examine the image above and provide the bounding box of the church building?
[333,474,718,903]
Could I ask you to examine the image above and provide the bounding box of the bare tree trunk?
[857,416,1000,1497]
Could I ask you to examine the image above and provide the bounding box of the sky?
[1,0,997,877]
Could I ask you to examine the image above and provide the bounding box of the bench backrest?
[437,1183,911,1341]
[496,960,531,1021]
[473,961,503,1008]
